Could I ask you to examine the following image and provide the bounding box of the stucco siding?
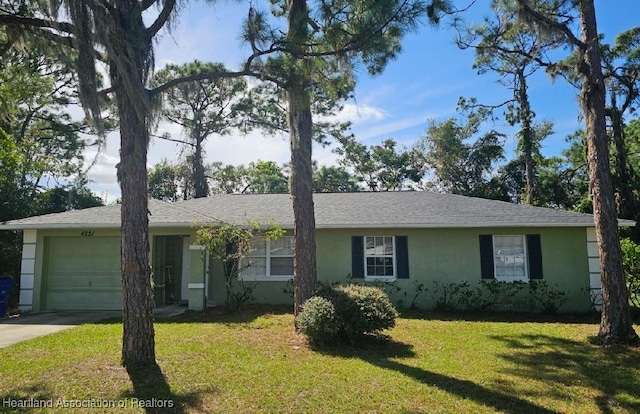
[235,226,591,312]
[25,225,591,313]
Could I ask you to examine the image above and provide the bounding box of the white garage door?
[44,236,122,310]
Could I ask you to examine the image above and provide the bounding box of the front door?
[153,236,185,307]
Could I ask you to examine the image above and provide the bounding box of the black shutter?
[396,236,409,279]
[479,235,495,279]
[527,234,543,279]
[351,236,364,278]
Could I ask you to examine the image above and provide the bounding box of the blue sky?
[86,0,640,201]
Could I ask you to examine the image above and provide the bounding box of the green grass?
[1,307,639,413]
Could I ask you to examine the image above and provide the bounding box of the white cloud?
[354,108,455,143]
[312,143,341,167]
[202,131,291,165]
[154,3,250,70]
[333,103,388,124]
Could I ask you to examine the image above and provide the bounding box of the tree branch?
[243,119,289,133]
[0,14,108,62]
[140,0,157,11]
[146,0,177,39]
[0,14,75,35]
[515,0,584,49]
[150,133,194,147]
[149,70,285,97]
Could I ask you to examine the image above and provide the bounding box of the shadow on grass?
[123,362,205,414]
[0,383,55,413]
[146,304,604,326]
[164,304,293,325]
[488,334,640,414]
[90,316,123,325]
[312,337,558,414]
[399,308,602,324]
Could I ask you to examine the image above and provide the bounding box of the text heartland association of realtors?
[2,398,174,409]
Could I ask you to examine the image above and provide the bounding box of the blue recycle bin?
[0,278,14,318]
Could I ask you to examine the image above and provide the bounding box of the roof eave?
[315,222,600,229]
[1,219,634,231]
[0,223,120,230]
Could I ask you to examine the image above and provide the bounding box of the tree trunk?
[112,6,156,365]
[117,88,156,364]
[287,0,318,320]
[288,91,317,319]
[579,0,638,344]
[517,70,536,205]
[193,129,208,198]
[609,102,634,220]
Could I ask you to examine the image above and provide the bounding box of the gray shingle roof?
[1,191,631,230]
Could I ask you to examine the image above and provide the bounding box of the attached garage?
[43,236,121,310]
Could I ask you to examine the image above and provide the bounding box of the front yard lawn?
[1,307,639,413]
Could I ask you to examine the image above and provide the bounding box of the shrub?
[431,281,469,311]
[527,280,568,314]
[431,280,523,311]
[408,281,427,310]
[297,284,398,344]
[333,284,398,339]
[296,296,339,344]
[621,238,640,308]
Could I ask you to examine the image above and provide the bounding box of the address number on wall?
[81,231,95,237]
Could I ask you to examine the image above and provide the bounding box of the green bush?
[334,284,398,338]
[296,296,339,343]
[430,280,571,312]
[297,284,398,344]
[621,238,640,308]
[527,280,568,314]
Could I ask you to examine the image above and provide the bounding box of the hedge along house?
[1,192,632,314]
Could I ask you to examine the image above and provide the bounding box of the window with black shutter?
[351,235,409,280]
[478,234,543,281]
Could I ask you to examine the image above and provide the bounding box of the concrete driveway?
[0,311,120,348]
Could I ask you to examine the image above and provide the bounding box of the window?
[240,236,294,281]
[479,234,543,281]
[365,236,395,278]
[493,235,527,281]
[351,235,409,280]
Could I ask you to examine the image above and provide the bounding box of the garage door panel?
[44,236,121,311]
[69,274,91,287]
[47,274,73,289]
[48,257,70,273]
[93,258,120,272]
[50,238,92,256]
[91,290,122,309]
[46,290,91,310]
[93,238,121,255]
[68,258,95,272]
[92,273,121,288]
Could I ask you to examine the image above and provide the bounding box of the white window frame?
[364,236,397,281]
[492,235,528,282]
[239,236,294,282]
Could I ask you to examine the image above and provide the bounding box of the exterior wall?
[586,227,602,310]
[206,254,294,306]
[219,226,592,312]
[18,230,37,312]
[187,245,206,311]
[20,225,593,313]
[207,259,225,305]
